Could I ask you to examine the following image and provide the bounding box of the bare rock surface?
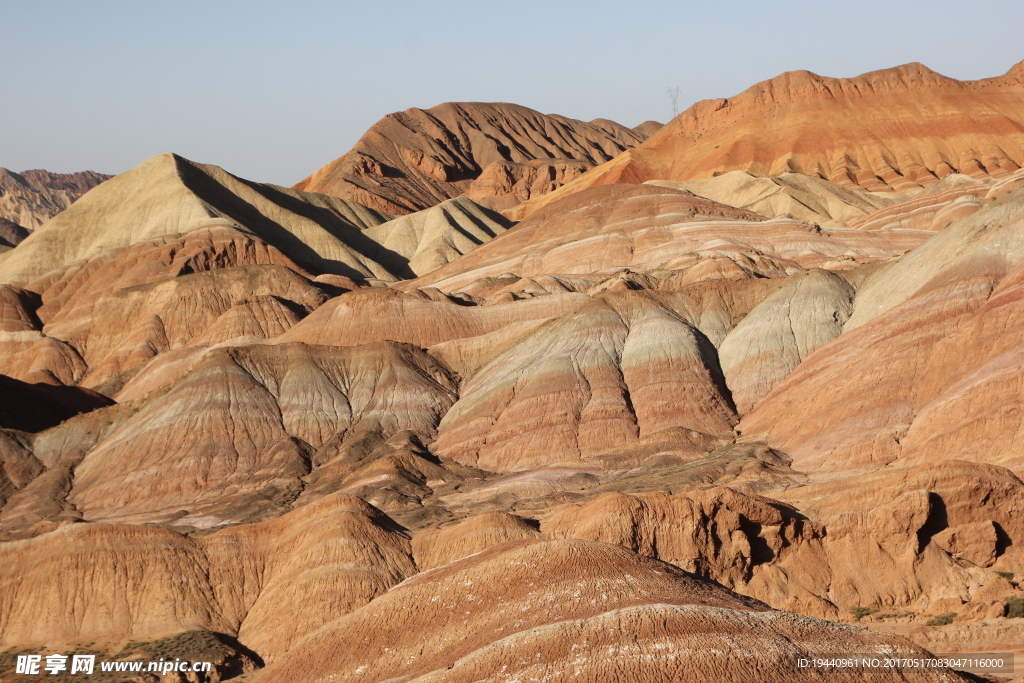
[62,342,456,527]
[0,493,414,663]
[0,168,110,234]
[277,286,589,348]
[539,460,1024,623]
[510,60,1024,219]
[293,102,648,214]
[0,153,397,286]
[739,182,1024,473]
[433,291,737,471]
[5,59,1024,683]
[463,157,594,212]
[0,225,329,390]
[361,196,513,277]
[847,173,994,231]
[253,538,959,683]
[719,268,856,414]
[647,171,894,227]
[406,184,928,295]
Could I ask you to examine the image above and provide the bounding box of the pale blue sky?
[2,0,1022,185]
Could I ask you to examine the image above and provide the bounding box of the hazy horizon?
[3,0,1023,185]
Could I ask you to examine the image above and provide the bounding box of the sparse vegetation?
[874,611,916,620]
[996,571,1015,581]
[926,612,957,626]
[274,486,303,508]
[1007,596,1024,619]
[849,606,876,621]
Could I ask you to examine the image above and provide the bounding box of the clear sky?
[2,0,1022,186]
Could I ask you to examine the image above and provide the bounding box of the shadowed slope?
[0,154,398,286]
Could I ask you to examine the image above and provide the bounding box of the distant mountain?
[294,102,653,215]
[0,168,111,241]
[509,60,1024,219]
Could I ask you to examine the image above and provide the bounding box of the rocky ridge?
[293,102,652,214]
[509,60,1024,219]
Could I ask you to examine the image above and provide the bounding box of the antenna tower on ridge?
[667,86,681,119]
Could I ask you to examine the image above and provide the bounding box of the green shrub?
[1007,596,1024,619]
[926,612,957,626]
[996,571,1015,581]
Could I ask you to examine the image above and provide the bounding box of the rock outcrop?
[293,102,650,214]
[540,460,1024,622]
[433,292,737,471]
[362,196,513,277]
[61,342,457,526]
[0,493,415,662]
[1,225,331,390]
[277,286,589,349]
[846,174,993,231]
[719,269,856,414]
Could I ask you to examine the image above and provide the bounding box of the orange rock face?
[510,61,1024,219]
[0,494,414,661]
[252,538,953,683]
[293,102,649,214]
[463,158,593,212]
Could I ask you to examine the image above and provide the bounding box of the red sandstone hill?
[293,102,653,214]
[509,60,1024,219]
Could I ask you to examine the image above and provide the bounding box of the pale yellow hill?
[363,197,513,278]
[645,171,894,227]
[0,153,400,286]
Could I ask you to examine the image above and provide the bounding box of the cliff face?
[509,60,1024,219]
[293,102,651,214]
